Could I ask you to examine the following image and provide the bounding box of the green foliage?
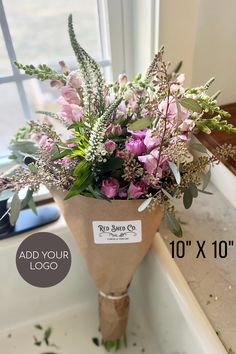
[15,62,66,83]
[138,197,153,212]
[183,188,193,209]
[179,97,202,113]
[165,210,183,237]
[128,117,152,130]
[168,161,181,184]
[202,169,211,190]
[196,117,236,134]
[10,193,21,226]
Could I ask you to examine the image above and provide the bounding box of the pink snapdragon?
[125,138,146,156]
[101,177,119,198]
[179,119,195,132]
[60,86,80,104]
[66,70,82,89]
[59,98,83,122]
[138,149,168,177]
[144,129,161,150]
[104,140,116,153]
[128,181,146,199]
[118,73,128,87]
[158,96,189,122]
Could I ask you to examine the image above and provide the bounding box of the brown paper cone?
[51,190,163,341]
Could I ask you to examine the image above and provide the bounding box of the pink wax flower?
[105,124,122,136]
[158,96,189,122]
[128,181,146,199]
[67,70,82,89]
[118,191,127,198]
[116,150,124,158]
[60,86,80,104]
[104,140,116,153]
[179,119,195,132]
[39,135,54,151]
[128,129,147,140]
[101,177,119,198]
[144,129,161,150]
[125,137,146,156]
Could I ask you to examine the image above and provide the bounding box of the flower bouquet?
[1,14,236,350]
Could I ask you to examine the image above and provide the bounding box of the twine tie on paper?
[99,290,128,300]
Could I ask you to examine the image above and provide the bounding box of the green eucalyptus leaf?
[164,211,183,237]
[162,188,176,202]
[21,189,34,209]
[28,197,37,215]
[183,188,193,209]
[138,197,153,212]
[0,189,14,202]
[128,117,151,131]
[10,193,21,225]
[168,161,181,184]
[190,142,207,154]
[197,188,213,195]
[189,182,198,198]
[202,169,211,190]
[179,97,202,113]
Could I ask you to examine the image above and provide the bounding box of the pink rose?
[101,178,119,198]
[144,129,161,150]
[60,86,80,104]
[128,181,146,199]
[67,70,82,89]
[125,138,146,156]
[104,140,116,153]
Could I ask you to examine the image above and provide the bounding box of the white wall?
[159,0,236,105]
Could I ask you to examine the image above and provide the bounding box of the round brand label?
[16,232,72,287]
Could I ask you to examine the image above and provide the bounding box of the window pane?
[4,0,102,67]
[0,83,25,155]
[0,28,12,76]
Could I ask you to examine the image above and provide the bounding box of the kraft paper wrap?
[51,190,163,341]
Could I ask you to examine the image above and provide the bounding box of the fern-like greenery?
[14,62,66,83]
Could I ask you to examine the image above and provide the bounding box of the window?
[0,0,159,159]
[0,0,112,156]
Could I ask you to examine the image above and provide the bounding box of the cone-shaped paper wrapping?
[51,191,163,341]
